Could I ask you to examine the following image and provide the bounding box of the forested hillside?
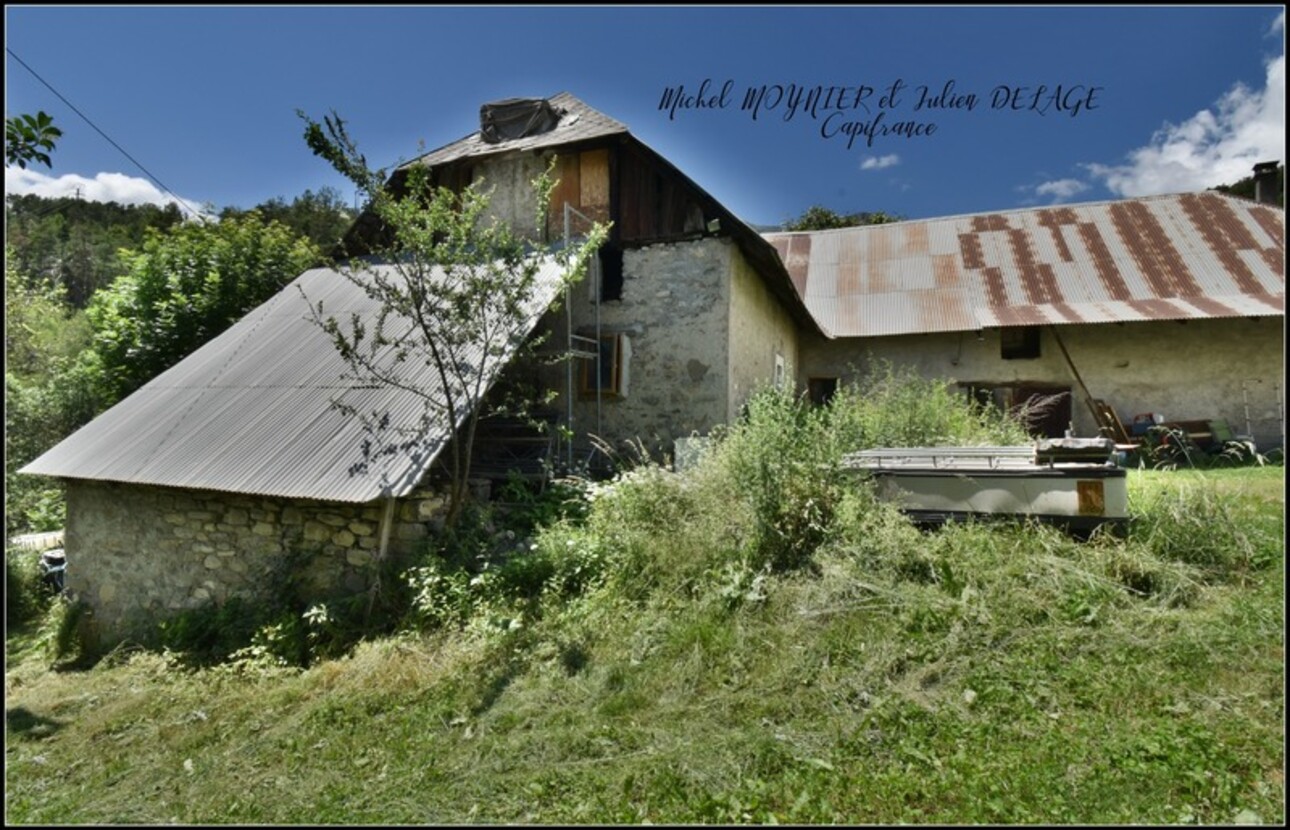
[4,191,352,536]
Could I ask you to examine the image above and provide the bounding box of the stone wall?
[801,316,1285,449]
[471,151,551,241]
[728,244,800,419]
[550,236,735,456]
[463,152,805,459]
[64,480,449,645]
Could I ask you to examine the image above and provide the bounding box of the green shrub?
[5,548,51,627]
[158,596,269,664]
[495,474,593,535]
[827,362,1030,453]
[710,389,839,573]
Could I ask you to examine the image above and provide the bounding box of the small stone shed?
[21,259,569,643]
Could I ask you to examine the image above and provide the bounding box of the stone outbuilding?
[20,93,819,643]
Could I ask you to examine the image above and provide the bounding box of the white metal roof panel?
[22,259,570,503]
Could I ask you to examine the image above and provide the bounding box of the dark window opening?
[808,377,838,406]
[1001,326,1041,360]
[968,385,997,410]
[960,382,1071,438]
[599,247,624,301]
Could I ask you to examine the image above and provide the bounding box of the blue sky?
[5,5,1285,226]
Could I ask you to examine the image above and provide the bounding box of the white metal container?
[841,440,1128,535]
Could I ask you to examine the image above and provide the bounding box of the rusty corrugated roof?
[764,192,1285,338]
[21,260,571,503]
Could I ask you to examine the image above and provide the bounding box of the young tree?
[298,111,609,526]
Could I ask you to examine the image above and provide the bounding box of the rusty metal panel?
[768,235,795,294]
[932,254,961,288]
[902,221,930,256]
[764,192,1284,338]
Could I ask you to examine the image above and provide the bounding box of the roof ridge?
[762,189,1282,237]
[402,92,629,171]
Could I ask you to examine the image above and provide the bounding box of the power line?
[6,47,209,221]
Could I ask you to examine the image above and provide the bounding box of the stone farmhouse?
[22,93,1285,643]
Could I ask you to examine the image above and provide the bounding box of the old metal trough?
[841,437,1127,536]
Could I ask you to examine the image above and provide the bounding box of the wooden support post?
[1048,326,1100,424]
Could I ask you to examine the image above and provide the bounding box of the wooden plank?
[579,149,609,209]
[547,153,582,236]
[618,148,641,239]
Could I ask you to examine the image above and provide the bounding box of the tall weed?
[709,390,838,573]
[827,362,1030,453]
[1128,475,1282,580]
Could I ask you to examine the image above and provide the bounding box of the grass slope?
[6,384,1284,825]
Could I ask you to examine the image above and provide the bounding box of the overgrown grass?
[6,374,1283,824]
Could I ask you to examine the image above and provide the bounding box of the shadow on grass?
[6,706,65,740]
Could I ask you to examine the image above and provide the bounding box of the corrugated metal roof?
[21,259,571,503]
[764,192,1285,338]
[406,92,629,170]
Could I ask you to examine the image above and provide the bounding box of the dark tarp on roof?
[479,98,563,144]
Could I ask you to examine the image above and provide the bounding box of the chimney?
[1252,161,1282,205]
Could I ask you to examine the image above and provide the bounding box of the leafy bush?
[495,474,593,535]
[403,520,616,637]
[709,389,838,573]
[88,215,321,400]
[827,362,1030,453]
[6,548,50,627]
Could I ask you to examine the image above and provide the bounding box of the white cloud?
[1086,50,1285,197]
[4,168,214,220]
[1033,178,1090,202]
[1271,10,1284,36]
[860,154,900,171]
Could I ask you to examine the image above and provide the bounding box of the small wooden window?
[579,334,630,398]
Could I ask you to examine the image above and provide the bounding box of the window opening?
[808,377,838,406]
[1001,326,1041,360]
[580,333,629,398]
[599,247,623,302]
